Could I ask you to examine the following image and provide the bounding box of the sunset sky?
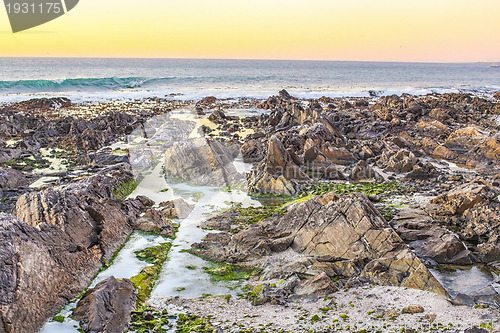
[0,0,499,62]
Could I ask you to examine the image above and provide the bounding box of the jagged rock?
[159,198,194,219]
[240,138,266,163]
[279,89,293,100]
[0,171,151,332]
[349,160,384,182]
[321,143,356,165]
[73,276,137,333]
[193,192,448,299]
[247,136,307,195]
[0,167,29,189]
[425,179,500,263]
[164,137,242,187]
[377,149,418,173]
[392,208,475,265]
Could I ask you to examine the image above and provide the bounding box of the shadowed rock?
[73,276,137,333]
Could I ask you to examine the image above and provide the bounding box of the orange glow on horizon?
[0,0,499,62]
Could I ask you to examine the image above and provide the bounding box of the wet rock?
[10,97,71,110]
[73,276,137,333]
[279,89,293,100]
[208,110,227,124]
[159,198,194,219]
[452,293,477,307]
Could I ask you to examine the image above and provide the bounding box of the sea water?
[0,58,499,102]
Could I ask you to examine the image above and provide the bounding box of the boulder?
[73,277,137,333]
[208,110,227,124]
[134,208,175,236]
[159,198,194,219]
[164,138,243,187]
[392,208,475,265]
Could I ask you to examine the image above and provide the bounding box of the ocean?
[0,58,499,102]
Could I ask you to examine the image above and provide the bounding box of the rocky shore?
[0,92,499,332]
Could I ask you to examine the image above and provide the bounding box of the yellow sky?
[0,0,499,61]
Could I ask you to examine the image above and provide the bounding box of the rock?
[73,277,137,333]
[208,110,227,124]
[321,143,356,165]
[376,149,418,173]
[11,97,71,110]
[194,193,448,298]
[164,137,243,187]
[134,208,174,236]
[247,136,307,195]
[349,160,384,182]
[322,165,347,180]
[199,96,217,105]
[294,272,338,298]
[386,310,400,318]
[401,305,424,314]
[159,198,194,219]
[0,171,150,332]
[0,167,29,189]
[392,208,475,265]
[240,139,266,163]
[452,293,477,307]
[278,89,293,100]
[464,327,489,333]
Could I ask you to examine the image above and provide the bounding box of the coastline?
[0,90,499,333]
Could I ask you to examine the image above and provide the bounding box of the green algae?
[112,178,139,200]
[130,242,172,306]
[176,314,216,333]
[203,262,255,282]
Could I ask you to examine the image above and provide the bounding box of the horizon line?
[0,56,496,65]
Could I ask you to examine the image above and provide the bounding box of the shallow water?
[39,110,259,332]
[430,266,494,298]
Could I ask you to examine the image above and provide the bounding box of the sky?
[0,0,499,62]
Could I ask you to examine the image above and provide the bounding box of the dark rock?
[73,276,137,333]
[278,89,293,100]
[208,110,227,124]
